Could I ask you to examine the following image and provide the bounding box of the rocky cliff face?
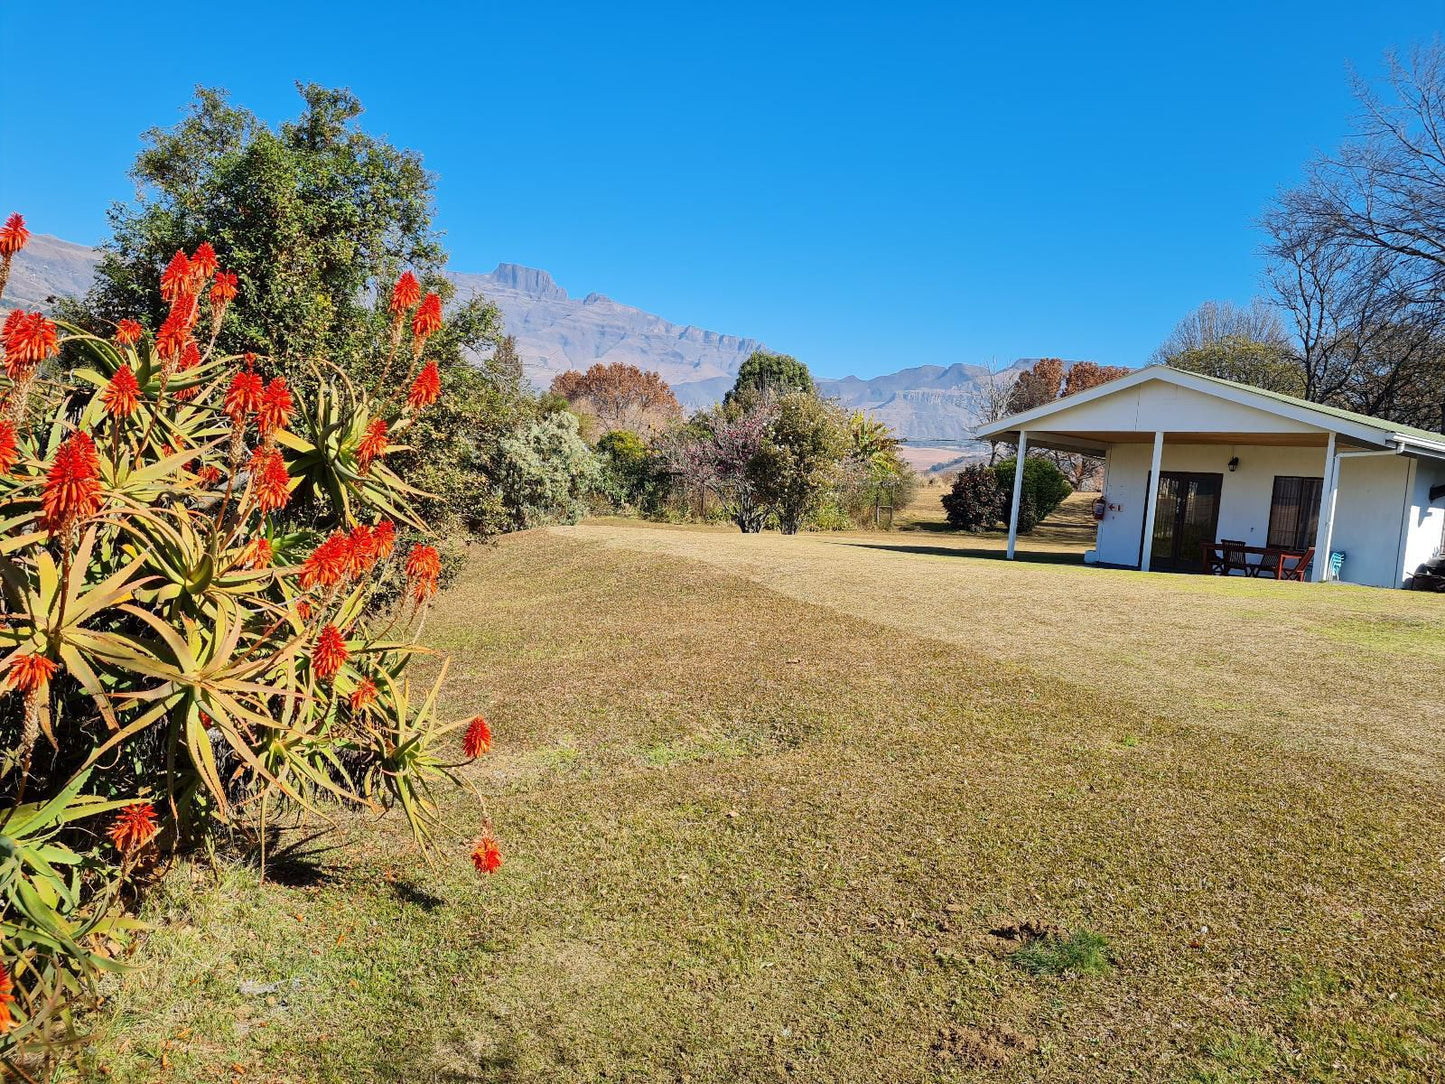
[2,234,100,312]
[3,239,1086,452]
[448,265,764,406]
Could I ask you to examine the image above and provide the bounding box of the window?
[1267,476,1323,550]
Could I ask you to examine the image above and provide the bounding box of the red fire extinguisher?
[1092,498,1107,521]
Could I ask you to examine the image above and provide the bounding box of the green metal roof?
[1161,365,1445,447]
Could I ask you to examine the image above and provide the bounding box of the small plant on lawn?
[0,215,500,1059]
[1011,930,1113,977]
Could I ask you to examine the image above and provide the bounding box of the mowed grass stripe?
[81,528,1445,1083]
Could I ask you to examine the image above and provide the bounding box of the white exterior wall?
[1328,455,1411,588]
[1094,442,1422,587]
[1400,457,1445,584]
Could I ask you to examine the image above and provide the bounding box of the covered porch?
[975,366,1445,589]
[1002,427,1357,582]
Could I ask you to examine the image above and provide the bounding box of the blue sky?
[2,2,1442,379]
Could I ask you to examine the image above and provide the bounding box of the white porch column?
[1312,433,1339,583]
[1005,431,1028,559]
[1139,430,1165,571]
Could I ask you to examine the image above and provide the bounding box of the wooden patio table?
[1199,542,1315,581]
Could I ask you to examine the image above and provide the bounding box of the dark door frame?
[1141,470,1225,572]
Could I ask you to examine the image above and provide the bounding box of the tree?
[1062,361,1130,396]
[966,357,1020,464]
[1166,335,1306,396]
[550,362,683,434]
[750,392,849,534]
[1006,358,1065,413]
[1150,299,1290,364]
[725,350,814,404]
[60,84,531,532]
[1000,358,1125,489]
[1257,46,1445,430]
[1279,46,1445,305]
[666,401,777,532]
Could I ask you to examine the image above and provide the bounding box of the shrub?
[493,410,599,527]
[993,455,1073,528]
[941,463,1002,531]
[595,429,666,515]
[0,222,500,1054]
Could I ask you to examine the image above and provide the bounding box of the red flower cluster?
[0,213,29,258]
[312,624,349,681]
[463,714,492,758]
[224,366,264,424]
[239,535,273,569]
[390,271,421,317]
[471,832,503,875]
[154,310,187,364]
[350,677,378,712]
[6,653,57,694]
[159,250,192,303]
[0,419,17,475]
[2,309,59,378]
[42,432,102,537]
[372,519,396,559]
[412,292,443,342]
[407,361,441,411]
[114,318,144,346]
[210,270,238,307]
[154,242,234,376]
[299,531,352,590]
[357,417,389,472]
[103,366,141,418]
[404,544,441,602]
[300,521,390,590]
[256,377,294,438]
[249,446,291,513]
[0,961,14,1033]
[107,802,158,854]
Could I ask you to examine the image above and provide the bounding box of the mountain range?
[6,236,1060,463]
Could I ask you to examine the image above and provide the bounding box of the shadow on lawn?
[391,880,447,912]
[252,828,350,888]
[830,540,1087,566]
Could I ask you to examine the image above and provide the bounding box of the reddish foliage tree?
[1062,361,1130,397]
[550,362,683,434]
[1006,358,1065,413]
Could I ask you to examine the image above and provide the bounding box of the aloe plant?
[0,224,495,1056]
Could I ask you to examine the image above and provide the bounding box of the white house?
[973,365,1445,588]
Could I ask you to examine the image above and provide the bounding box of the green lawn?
[75,499,1445,1082]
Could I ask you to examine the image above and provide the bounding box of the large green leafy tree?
[64,84,529,530]
[725,350,815,404]
[749,392,848,534]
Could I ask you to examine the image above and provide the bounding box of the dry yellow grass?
[76,497,1445,1083]
[572,492,1445,780]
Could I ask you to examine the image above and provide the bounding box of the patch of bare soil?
[933,1023,1039,1067]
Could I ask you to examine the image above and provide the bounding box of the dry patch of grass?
[76,519,1445,1082]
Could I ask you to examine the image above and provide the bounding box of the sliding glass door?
[1148,472,1223,571]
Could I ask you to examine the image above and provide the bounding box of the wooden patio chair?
[1278,547,1315,582]
[1251,548,1285,578]
[1220,539,1248,576]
